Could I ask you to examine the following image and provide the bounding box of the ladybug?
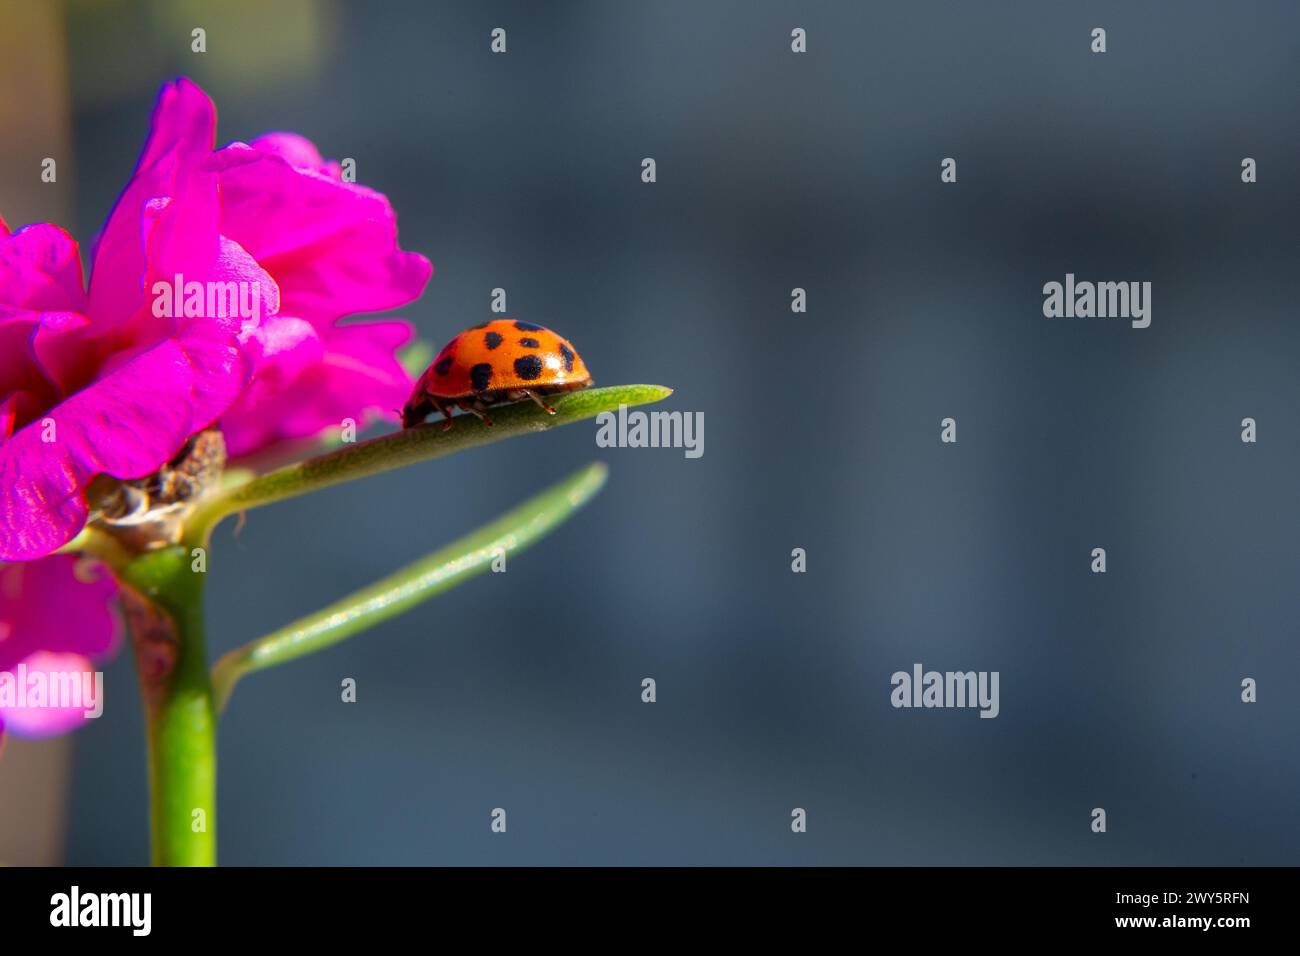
[402,319,593,430]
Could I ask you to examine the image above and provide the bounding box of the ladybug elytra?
[402,319,593,430]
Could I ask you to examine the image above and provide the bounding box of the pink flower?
[211,129,430,455]
[0,555,120,740]
[0,78,430,746]
[0,82,270,560]
[0,78,431,559]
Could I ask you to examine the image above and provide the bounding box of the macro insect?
[401,319,593,430]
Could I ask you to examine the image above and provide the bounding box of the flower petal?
[214,142,431,323]
[88,77,219,336]
[0,555,120,672]
[221,319,413,457]
[0,322,245,559]
[0,223,87,312]
[248,131,341,178]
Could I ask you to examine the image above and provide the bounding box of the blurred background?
[1,0,1298,865]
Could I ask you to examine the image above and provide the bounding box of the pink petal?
[0,222,91,395]
[247,132,341,178]
[0,555,120,672]
[88,78,219,336]
[26,309,97,395]
[214,235,281,327]
[0,321,245,559]
[240,314,323,385]
[0,307,62,418]
[221,319,413,457]
[0,477,116,742]
[214,143,431,323]
[265,320,414,433]
[0,223,87,312]
[0,396,15,440]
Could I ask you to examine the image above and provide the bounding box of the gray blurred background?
[2,0,1298,864]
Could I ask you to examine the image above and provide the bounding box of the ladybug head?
[400,398,428,430]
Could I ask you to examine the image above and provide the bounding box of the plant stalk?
[121,546,217,866]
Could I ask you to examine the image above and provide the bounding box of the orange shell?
[415,319,592,399]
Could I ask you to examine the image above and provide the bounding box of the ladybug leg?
[521,389,557,415]
[464,398,494,427]
[431,396,455,432]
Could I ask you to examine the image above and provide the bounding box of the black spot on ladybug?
[558,343,575,372]
[433,354,454,376]
[484,331,503,350]
[514,321,542,332]
[470,363,493,391]
[513,355,543,380]
[518,337,540,348]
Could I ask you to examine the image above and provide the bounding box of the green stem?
[211,460,608,712]
[182,384,671,547]
[120,546,217,866]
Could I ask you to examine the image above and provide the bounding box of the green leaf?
[184,383,670,545]
[210,460,609,712]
